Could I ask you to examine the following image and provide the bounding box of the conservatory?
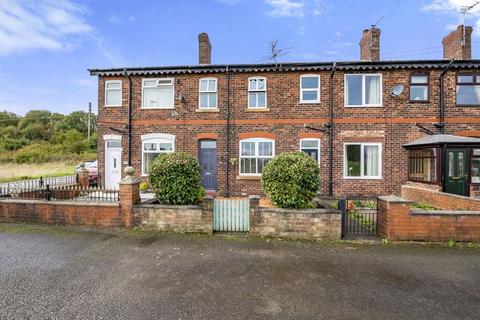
[404,134,480,197]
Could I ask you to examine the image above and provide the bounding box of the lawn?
[0,162,76,182]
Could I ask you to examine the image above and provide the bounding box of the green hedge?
[148,152,205,205]
[261,151,320,209]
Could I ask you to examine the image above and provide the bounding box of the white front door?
[105,140,122,189]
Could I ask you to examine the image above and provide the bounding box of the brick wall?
[0,199,122,227]
[377,195,480,241]
[401,185,480,211]
[133,198,213,233]
[96,67,480,197]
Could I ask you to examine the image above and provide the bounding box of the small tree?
[149,152,205,205]
[261,151,320,209]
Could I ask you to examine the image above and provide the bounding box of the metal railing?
[339,196,378,236]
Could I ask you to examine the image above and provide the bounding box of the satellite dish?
[390,84,404,97]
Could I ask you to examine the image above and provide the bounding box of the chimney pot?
[359,27,381,61]
[442,25,473,60]
[198,32,212,65]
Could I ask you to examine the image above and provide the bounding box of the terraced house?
[89,25,480,198]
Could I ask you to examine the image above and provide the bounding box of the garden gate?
[213,198,250,232]
[339,197,378,237]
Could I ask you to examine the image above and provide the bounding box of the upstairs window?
[199,78,217,109]
[105,80,122,107]
[248,77,267,109]
[300,139,320,162]
[344,143,382,179]
[142,78,174,109]
[239,138,274,176]
[456,74,480,106]
[300,75,320,103]
[410,74,428,102]
[345,74,382,107]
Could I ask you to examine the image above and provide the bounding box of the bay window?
[408,148,438,183]
[141,134,175,175]
[142,78,174,109]
[456,74,480,106]
[300,75,320,103]
[344,143,382,179]
[105,80,122,107]
[248,77,267,109]
[345,74,382,107]
[472,149,480,184]
[199,78,217,109]
[239,138,274,175]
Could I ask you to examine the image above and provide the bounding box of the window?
[248,77,267,108]
[472,149,480,183]
[141,134,175,175]
[199,78,217,109]
[345,74,382,107]
[408,148,437,183]
[300,139,320,162]
[239,138,274,176]
[456,74,480,106]
[300,75,320,103]
[142,78,174,109]
[105,80,122,107]
[344,143,382,179]
[410,74,428,102]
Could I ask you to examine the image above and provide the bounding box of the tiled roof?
[404,134,480,147]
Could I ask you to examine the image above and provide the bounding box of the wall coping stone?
[410,209,480,216]
[378,195,413,203]
[0,199,118,207]
[402,185,480,203]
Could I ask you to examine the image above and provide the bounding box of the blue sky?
[1,0,479,115]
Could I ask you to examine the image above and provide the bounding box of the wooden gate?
[213,198,250,232]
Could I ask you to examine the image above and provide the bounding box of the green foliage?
[139,181,149,192]
[447,240,457,247]
[411,202,437,210]
[0,111,20,128]
[261,151,320,209]
[148,152,205,205]
[381,238,389,245]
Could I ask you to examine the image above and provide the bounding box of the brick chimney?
[198,32,212,65]
[442,25,473,60]
[359,27,381,61]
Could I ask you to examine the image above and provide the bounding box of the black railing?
[0,177,119,203]
[339,196,378,236]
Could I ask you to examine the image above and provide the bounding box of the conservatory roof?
[404,134,480,147]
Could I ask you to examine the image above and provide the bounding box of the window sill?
[236,175,261,180]
[345,105,383,108]
[343,176,383,180]
[104,105,122,108]
[196,108,220,113]
[299,101,321,104]
[408,100,430,104]
[455,104,480,107]
[244,108,270,112]
[141,107,175,110]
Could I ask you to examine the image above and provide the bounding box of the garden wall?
[401,184,480,211]
[378,195,480,242]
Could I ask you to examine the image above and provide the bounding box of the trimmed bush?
[261,151,320,209]
[149,152,205,205]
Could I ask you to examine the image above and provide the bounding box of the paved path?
[0,224,479,320]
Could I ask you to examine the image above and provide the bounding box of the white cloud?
[108,14,136,24]
[266,0,304,17]
[0,0,92,55]
[423,0,480,37]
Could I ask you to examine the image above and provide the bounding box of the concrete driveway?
[0,223,479,320]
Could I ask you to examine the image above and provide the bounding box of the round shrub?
[261,151,320,209]
[148,152,205,205]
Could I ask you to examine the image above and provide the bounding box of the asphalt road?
[0,224,479,320]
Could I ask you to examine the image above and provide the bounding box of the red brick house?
[89,25,480,198]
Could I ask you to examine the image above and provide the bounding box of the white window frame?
[300,75,320,103]
[343,143,382,179]
[248,76,267,109]
[299,138,320,163]
[344,74,383,107]
[239,138,275,176]
[105,80,122,107]
[198,77,218,109]
[141,78,175,109]
[141,133,175,176]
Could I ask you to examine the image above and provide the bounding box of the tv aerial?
[258,39,292,67]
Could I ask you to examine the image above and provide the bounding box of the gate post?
[119,166,140,229]
[249,195,260,233]
[201,196,214,234]
[77,163,90,188]
[338,197,346,238]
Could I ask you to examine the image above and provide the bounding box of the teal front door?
[445,148,468,196]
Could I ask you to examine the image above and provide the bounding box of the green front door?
[445,148,468,196]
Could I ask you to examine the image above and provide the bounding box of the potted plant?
[139,181,149,193]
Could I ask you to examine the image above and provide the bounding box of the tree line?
[0,110,98,163]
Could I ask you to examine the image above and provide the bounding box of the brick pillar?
[377,195,412,240]
[201,196,214,234]
[119,166,140,229]
[249,195,260,234]
[77,163,89,188]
